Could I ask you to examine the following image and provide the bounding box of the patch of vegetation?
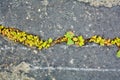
[0,25,120,58]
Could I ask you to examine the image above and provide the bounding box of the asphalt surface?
[0,0,120,80]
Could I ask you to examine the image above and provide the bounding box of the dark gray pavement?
[0,0,120,80]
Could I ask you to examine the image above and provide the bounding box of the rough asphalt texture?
[0,0,120,80]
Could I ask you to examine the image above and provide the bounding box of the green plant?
[1,25,120,58]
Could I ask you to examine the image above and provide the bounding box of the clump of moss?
[0,71,35,80]
[77,0,120,7]
[1,25,120,58]
[0,62,35,80]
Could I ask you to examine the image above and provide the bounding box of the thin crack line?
[0,44,115,50]
[31,66,120,72]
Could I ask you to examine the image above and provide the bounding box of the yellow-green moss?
[1,25,120,58]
